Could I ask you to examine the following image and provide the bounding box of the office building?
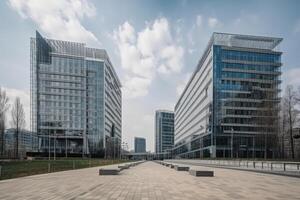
[4,128,38,157]
[155,110,174,153]
[134,137,146,153]
[174,32,282,158]
[30,31,122,156]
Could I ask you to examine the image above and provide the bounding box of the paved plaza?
[0,161,300,200]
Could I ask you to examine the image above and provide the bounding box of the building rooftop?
[134,137,146,140]
[156,110,174,114]
[34,31,122,87]
[211,32,283,50]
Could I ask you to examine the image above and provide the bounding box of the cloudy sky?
[0,0,300,151]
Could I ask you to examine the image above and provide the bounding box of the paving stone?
[0,161,299,200]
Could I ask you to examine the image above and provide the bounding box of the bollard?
[253,162,256,168]
[283,163,286,171]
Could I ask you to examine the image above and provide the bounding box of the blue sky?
[0,0,300,151]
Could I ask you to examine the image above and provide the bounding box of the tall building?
[155,110,174,153]
[174,32,282,158]
[134,137,146,153]
[31,31,122,156]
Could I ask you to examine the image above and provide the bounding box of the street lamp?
[231,128,234,159]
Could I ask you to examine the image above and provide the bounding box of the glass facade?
[155,110,174,153]
[4,129,38,157]
[134,137,146,153]
[31,31,122,156]
[173,33,282,159]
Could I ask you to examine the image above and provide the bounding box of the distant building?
[30,31,122,157]
[174,32,282,159]
[155,110,174,153]
[134,137,146,153]
[4,128,38,157]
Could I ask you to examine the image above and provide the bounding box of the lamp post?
[48,122,50,161]
[65,134,68,158]
[231,128,234,159]
[54,134,56,160]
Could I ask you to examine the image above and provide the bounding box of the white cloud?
[208,17,220,28]
[8,0,99,46]
[294,19,300,34]
[2,87,30,130]
[188,48,196,54]
[175,19,184,43]
[196,15,203,27]
[284,68,300,86]
[137,18,172,57]
[113,17,184,98]
[122,76,151,98]
[232,12,259,30]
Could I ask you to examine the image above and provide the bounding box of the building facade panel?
[31,31,121,156]
[155,110,174,153]
[173,32,282,159]
[134,137,146,153]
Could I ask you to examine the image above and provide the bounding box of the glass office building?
[134,137,146,153]
[155,110,174,153]
[4,128,38,157]
[173,32,282,158]
[31,31,122,156]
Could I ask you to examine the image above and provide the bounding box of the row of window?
[219,91,276,99]
[39,89,84,98]
[222,126,275,133]
[223,62,280,72]
[222,50,280,63]
[220,80,275,90]
[40,81,83,88]
[39,73,84,81]
[222,71,278,81]
[225,109,275,116]
[222,101,261,108]
[39,64,85,75]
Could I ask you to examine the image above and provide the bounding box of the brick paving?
[0,161,299,200]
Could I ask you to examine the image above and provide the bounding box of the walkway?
[0,161,299,200]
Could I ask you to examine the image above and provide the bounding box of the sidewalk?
[167,159,300,178]
[0,161,299,199]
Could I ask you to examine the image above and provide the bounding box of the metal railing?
[169,159,300,173]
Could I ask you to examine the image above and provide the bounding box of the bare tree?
[279,103,287,159]
[282,85,299,159]
[0,87,10,156]
[11,97,25,158]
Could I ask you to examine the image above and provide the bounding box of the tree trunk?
[289,126,295,159]
[16,129,19,158]
[288,104,295,159]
